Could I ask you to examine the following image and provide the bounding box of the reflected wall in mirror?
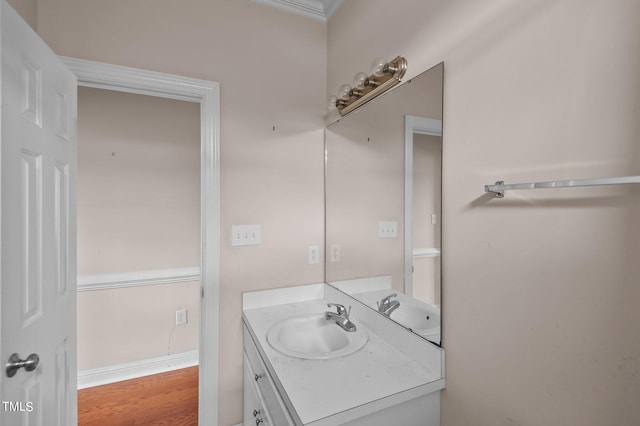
[325,62,443,346]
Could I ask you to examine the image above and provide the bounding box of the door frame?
[404,115,442,298]
[61,57,220,426]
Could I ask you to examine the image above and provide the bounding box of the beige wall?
[76,87,201,370]
[34,1,327,424]
[78,88,201,275]
[330,1,640,425]
[78,282,201,370]
[7,0,36,29]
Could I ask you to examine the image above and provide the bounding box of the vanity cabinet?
[243,355,268,425]
[243,284,444,426]
[244,324,295,426]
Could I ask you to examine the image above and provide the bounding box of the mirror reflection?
[325,62,444,345]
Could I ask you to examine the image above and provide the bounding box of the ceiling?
[250,0,343,21]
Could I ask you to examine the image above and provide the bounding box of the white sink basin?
[390,303,440,341]
[267,314,368,360]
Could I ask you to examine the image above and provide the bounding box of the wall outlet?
[308,245,320,264]
[330,244,341,262]
[176,309,187,325]
[231,224,261,246]
[378,221,398,238]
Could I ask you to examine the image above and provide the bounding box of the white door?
[0,1,77,425]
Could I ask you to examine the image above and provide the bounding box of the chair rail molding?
[77,267,201,291]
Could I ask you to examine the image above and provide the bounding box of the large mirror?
[325,62,443,345]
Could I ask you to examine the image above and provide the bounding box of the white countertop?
[243,297,442,425]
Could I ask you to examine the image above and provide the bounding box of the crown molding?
[250,0,343,21]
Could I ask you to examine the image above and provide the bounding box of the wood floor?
[78,366,198,426]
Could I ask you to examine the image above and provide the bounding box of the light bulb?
[328,95,338,110]
[370,57,387,77]
[352,72,368,89]
[338,84,352,99]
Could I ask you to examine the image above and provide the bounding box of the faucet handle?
[327,303,348,316]
[379,293,397,306]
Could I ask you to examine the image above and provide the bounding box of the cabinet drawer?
[243,324,295,425]
[244,354,272,426]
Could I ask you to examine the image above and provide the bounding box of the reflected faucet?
[377,293,400,317]
[325,303,357,332]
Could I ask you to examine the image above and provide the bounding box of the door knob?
[6,353,39,378]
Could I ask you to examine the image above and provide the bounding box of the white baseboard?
[78,349,199,389]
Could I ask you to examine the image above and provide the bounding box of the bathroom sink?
[267,314,368,360]
[390,303,440,341]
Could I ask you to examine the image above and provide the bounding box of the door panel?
[54,162,70,298]
[1,1,77,425]
[20,150,44,327]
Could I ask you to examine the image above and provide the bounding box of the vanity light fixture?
[329,55,408,116]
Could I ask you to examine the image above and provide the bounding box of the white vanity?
[243,283,445,426]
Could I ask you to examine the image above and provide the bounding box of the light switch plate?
[378,221,398,238]
[231,224,261,246]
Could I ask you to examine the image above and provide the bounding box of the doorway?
[75,87,201,423]
[404,115,443,304]
[63,57,220,426]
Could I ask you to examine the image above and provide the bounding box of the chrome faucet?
[377,293,400,317]
[325,303,357,332]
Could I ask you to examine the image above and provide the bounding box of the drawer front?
[243,325,295,425]
[244,354,273,426]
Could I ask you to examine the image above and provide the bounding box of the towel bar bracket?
[485,181,505,198]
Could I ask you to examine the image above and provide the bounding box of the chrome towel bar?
[485,176,640,198]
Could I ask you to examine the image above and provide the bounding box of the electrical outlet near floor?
[175,309,187,325]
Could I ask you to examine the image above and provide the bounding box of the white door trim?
[404,115,442,297]
[61,57,220,426]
